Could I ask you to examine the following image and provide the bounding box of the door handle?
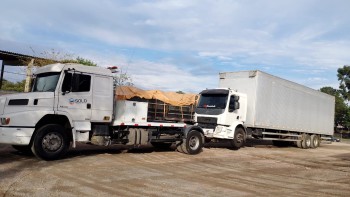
[87,103,91,109]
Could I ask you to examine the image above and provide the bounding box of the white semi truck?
[0,63,204,160]
[195,70,335,149]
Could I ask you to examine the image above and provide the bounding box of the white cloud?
[1,0,350,91]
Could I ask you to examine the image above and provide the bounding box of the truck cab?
[0,63,204,160]
[195,88,247,148]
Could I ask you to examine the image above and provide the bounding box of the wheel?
[296,140,302,148]
[12,145,33,155]
[310,135,320,148]
[301,134,311,149]
[176,130,203,155]
[230,127,245,150]
[151,142,172,149]
[31,124,70,160]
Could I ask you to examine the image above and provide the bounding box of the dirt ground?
[0,141,349,197]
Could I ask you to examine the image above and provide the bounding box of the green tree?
[320,86,349,127]
[337,65,350,100]
[1,79,25,92]
[21,49,97,67]
[114,70,133,87]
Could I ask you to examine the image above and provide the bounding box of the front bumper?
[0,127,35,145]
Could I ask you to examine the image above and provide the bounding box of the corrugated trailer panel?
[219,70,335,135]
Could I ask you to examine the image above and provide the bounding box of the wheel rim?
[236,132,244,144]
[313,137,319,147]
[306,138,311,147]
[189,135,200,150]
[42,132,63,152]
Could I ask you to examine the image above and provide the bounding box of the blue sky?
[1,0,350,93]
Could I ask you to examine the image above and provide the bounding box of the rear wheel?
[230,127,245,150]
[176,130,203,155]
[301,134,311,149]
[31,124,70,160]
[310,135,320,148]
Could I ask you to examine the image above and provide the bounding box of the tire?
[176,130,203,155]
[310,135,320,148]
[230,127,245,150]
[296,140,302,148]
[301,134,311,149]
[31,124,70,160]
[151,142,172,149]
[12,145,33,155]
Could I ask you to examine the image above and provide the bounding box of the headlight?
[0,118,10,125]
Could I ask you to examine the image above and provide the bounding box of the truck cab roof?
[35,63,113,77]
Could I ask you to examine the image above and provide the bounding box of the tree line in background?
[320,65,350,129]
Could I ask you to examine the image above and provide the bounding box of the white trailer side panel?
[219,71,335,135]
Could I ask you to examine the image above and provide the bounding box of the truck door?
[57,71,93,131]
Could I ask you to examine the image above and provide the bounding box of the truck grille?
[197,117,217,124]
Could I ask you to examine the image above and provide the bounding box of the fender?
[213,121,246,139]
[183,125,204,138]
[54,111,87,148]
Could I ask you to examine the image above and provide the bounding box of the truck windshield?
[197,94,228,109]
[32,72,61,92]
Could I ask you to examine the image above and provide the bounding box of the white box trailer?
[219,70,334,135]
[195,70,335,150]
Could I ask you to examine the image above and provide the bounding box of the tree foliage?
[113,69,134,87]
[21,49,97,67]
[1,79,25,92]
[337,65,350,100]
[320,87,349,127]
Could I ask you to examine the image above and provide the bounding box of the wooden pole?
[24,59,34,92]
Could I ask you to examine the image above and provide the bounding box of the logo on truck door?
[69,98,88,105]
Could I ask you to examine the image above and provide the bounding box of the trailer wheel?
[230,127,245,150]
[310,135,320,148]
[296,140,302,148]
[176,130,203,155]
[12,145,33,155]
[151,142,172,149]
[301,134,311,149]
[31,124,70,160]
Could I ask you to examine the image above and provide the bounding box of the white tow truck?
[195,70,335,149]
[0,63,204,160]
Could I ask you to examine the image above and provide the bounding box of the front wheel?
[176,130,203,155]
[230,127,246,150]
[31,124,70,160]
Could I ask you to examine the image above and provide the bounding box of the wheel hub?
[189,136,199,150]
[42,132,62,152]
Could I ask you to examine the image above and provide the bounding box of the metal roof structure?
[0,50,50,89]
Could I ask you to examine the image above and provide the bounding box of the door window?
[62,73,91,92]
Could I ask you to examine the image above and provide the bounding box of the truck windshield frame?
[197,94,228,109]
[32,72,61,92]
